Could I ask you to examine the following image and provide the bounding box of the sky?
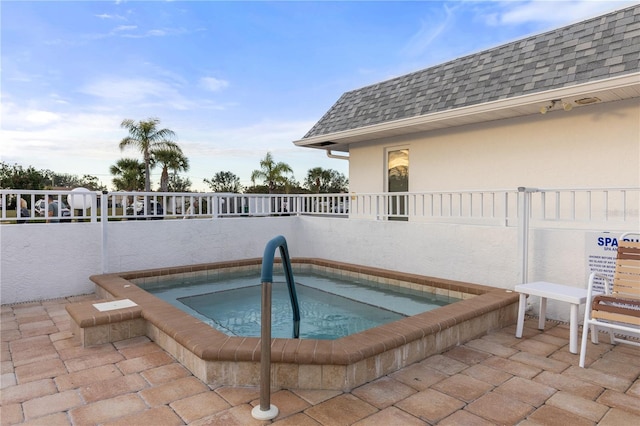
[2,0,637,192]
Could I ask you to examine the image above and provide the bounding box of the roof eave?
[294,72,640,152]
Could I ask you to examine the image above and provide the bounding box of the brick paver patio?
[1,295,639,425]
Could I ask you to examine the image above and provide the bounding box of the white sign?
[586,231,639,292]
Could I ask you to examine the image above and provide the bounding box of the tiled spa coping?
[89,258,519,389]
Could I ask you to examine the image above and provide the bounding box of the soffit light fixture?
[540,99,573,115]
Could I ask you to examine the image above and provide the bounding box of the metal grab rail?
[252,235,301,420]
[260,235,301,337]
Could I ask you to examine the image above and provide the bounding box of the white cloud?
[200,77,229,92]
[78,73,233,113]
[95,14,125,20]
[92,24,186,40]
[2,102,61,129]
[80,77,182,104]
[25,110,61,126]
[173,118,308,164]
[486,0,637,26]
[113,25,137,32]
[1,105,127,187]
[119,27,187,39]
[401,3,459,58]
[147,29,167,37]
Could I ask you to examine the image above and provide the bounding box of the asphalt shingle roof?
[303,5,640,139]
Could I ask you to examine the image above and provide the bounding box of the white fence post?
[101,191,109,273]
[517,187,538,284]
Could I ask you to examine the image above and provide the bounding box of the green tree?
[204,171,242,193]
[153,147,189,192]
[167,174,192,192]
[45,171,73,188]
[45,172,107,191]
[243,185,268,194]
[109,158,145,191]
[79,175,108,192]
[119,118,179,192]
[0,162,47,190]
[304,167,348,193]
[250,152,294,194]
[282,176,302,194]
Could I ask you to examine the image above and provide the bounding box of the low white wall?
[0,217,298,304]
[1,222,102,303]
[319,218,598,286]
[104,217,298,272]
[297,217,597,321]
[0,216,601,322]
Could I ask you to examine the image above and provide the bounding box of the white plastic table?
[515,281,592,354]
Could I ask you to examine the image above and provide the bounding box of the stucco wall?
[297,217,520,286]
[0,217,298,304]
[103,217,299,272]
[349,98,640,193]
[0,216,620,322]
[1,223,102,304]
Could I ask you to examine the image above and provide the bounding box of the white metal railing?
[346,190,515,224]
[1,187,638,230]
[528,187,639,228]
[0,189,98,223]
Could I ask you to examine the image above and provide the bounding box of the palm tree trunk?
[160,167,169,192]
[144,152,151,192]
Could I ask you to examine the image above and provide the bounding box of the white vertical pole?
[517,187,537,284]
[101,191,108,273]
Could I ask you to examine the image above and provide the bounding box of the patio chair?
[579,233,640,367]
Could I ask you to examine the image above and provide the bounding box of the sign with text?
[586,232,639,292]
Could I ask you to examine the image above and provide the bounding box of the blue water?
[144,271,459,339]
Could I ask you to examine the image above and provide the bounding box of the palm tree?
[250,152,293,194]
[305,167,332,193]
[304,167,349,193]
[153,148,189,192]
[119,118,179,192]
[109,158,145,191]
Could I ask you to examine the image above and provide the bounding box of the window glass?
[387,149,408,220]
[388,149,408,192]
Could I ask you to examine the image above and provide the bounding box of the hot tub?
[90,258,519,390]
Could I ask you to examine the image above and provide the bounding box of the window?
[387,149,408,220]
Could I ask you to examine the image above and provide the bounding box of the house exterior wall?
[348,98,640,193]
